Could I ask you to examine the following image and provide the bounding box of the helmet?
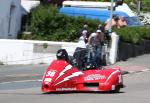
[56,49,68,61]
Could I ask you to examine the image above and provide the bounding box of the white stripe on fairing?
[55,64,73,81]
[54,71,83,86]
[105,70,120,83]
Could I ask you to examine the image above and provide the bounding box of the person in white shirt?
[87,30,104,67]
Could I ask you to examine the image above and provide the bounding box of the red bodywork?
[41,60,123,93]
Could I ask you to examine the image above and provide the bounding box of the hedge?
[114,26,150,44]
[21,4,100,41]
[20,4,150,44]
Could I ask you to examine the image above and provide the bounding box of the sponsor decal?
[44,78,52,83]
[84,74,106,81]
[44,70,56,84]
[56,88,76,91]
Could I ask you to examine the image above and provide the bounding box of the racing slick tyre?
[111,86,120,93]
[101,54,107,66]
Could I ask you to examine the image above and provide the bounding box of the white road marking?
[0,79,42,85]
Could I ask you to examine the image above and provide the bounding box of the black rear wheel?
[111,86,120,93]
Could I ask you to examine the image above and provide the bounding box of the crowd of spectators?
[73,15,127,69]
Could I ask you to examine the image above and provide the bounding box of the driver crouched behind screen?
[73,31,87,70]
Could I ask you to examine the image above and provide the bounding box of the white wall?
[0,39,77,65]
[0,0,22,39]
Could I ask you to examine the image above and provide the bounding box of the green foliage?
[21,4,150,44]
[89,0,150,12]
[25,4,100,41]
[141,0,150,12]
[121,0,150,12]
[140,26,150,39]
[114,26,150,44]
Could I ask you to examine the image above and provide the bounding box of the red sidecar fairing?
[41,60,123,93]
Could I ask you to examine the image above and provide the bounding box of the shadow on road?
[42,91,125,95]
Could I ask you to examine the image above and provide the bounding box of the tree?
[40,0,65,6]
[136,0,141,15]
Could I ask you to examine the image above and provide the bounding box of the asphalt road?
[0,64,46,83]
[0,54,150,103]
[0,71,150,103]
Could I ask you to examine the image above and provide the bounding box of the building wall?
[0,0,22,39]
[0,39,77,65]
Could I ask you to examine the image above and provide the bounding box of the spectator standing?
[97,23,105,33]
[118,16,127,28]
[87,30,104,66]
[105,15,120,31]
[78,24,90,41]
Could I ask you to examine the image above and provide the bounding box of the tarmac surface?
[0,54,150,103]
[0,54,150,84]
[112,54,150,73]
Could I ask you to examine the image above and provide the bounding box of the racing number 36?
[46,70,56,77]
